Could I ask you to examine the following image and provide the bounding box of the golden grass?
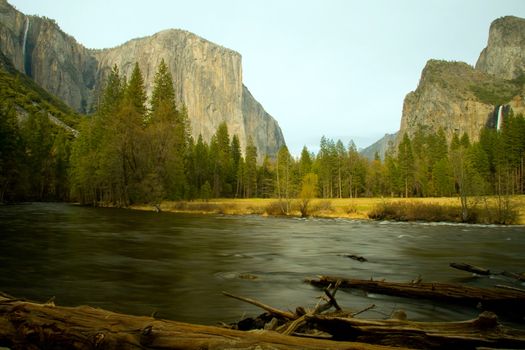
[130,196,525,225]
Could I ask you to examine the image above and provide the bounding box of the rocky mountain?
[360,132,398,160]
[0,0,285,159]
[397,16,525,145]
[0,49,80,134]
[476,16,525,80]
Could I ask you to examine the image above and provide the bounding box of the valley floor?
[131,196,525,225]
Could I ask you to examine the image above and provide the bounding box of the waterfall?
[22,16,29,74]
[497,105,504,131]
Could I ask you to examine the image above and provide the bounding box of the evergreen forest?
[1,60,525,210]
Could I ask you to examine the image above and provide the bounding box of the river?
[0,202,523,325]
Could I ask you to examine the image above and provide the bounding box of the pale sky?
[8,0,525,155]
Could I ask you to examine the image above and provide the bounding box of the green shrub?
[369,200,518,224]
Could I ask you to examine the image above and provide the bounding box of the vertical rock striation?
[242,85,285,160]
[0,1,97,112]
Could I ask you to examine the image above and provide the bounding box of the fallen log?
[224,290,525,349]
[307,276,525,319]
[308,311,525,349]
[450,262,525,282]
[0,293,397,350]
[449,262,491,275]
[496,284,525,294]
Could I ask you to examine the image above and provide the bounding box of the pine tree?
[150,59,176,115]
[347,141,363,198]
[299,146,313,177]
[318,136,337,198]
[335,140,346,198]
[276,145,294,213]
[367,152,385,196]
[231,134,242,196]
[384,142,400,197]
[146,60,186,200]
[244,137,258,198]
[99,64,124,116]
[397,133,415,198]
[0,100,25,202]
[124,63,147,118]
[209,123,232,197]
[21,111,54,200]
[431,158,454,197]
[258,155,274,198]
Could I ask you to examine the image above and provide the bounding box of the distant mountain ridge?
[360,132,398,160]
[0,0,285,159]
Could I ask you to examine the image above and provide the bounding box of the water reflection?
[0,203,523,325]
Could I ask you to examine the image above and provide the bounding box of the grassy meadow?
[131,195,525,225]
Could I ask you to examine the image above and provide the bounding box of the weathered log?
[500,270,525,282]
[495,284,525,294]
[450,262,491,275]
[0,294,404,350]
[224,290,525,349]
[308,311,525,349]
[307,276,525,318]
[450,262,525,282]
[222,291,296,320]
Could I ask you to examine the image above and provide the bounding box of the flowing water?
[22,16,29,74]
[0,202,524,325]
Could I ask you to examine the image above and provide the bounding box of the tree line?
[0,63,72,202]
[1,60,524,206]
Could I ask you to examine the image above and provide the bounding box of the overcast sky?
[9,0,525,155]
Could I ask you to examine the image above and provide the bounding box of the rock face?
[397,16,525,145]
[360,132,398,160]
[0,1,97,112]
[0,0,285,159]
[476,16,525,80]
[399,60,496,142]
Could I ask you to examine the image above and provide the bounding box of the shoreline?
[130,196,525,225]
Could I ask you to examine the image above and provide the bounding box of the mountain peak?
[476,15,525,79]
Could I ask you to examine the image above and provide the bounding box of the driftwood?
[449,262,491,275]
[450,262,525,281]
[224,283,348,337]
[225,288,525,349]
[309,311,525,349]
[222,291,296,320]
[0,293,401,350]
[307,275,525,319]
[496,284,525,293]
[343,254,368,262]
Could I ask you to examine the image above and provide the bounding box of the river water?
[0,202,523,325]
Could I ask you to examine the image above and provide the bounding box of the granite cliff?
[476,16,525,80]
[0,0,285,159]
[397,16,525,145]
